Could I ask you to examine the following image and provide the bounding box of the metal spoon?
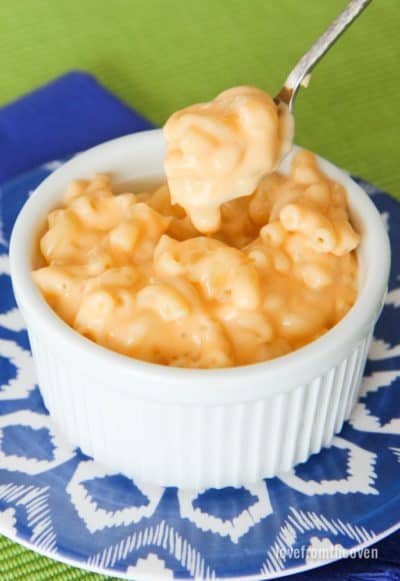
[275,0,372,111]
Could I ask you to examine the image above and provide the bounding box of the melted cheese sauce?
[164,86,294,233]
[33,150,360,368]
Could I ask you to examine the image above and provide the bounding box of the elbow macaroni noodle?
[33,87,359,368]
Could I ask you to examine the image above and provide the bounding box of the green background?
[1,0,400,198]
[0,0,399,579]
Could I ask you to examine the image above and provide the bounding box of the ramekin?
[9,129,390,489]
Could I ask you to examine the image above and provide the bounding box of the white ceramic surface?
[9,129,391,488]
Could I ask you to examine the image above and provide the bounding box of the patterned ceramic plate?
[0,163,399,580]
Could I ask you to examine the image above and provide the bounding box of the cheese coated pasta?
[164,86,294,233]
[33,150,359,368]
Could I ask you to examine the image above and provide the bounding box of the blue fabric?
[0,71,398,581]
[0,70,153,184]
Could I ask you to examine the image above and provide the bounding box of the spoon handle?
[277,0,372,110]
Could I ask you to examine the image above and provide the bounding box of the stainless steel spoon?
[275,0,372,111]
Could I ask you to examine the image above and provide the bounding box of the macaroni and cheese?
[33,149,359,368]
[164,86,294,233]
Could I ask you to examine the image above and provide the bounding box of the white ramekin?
[9,129,390,489]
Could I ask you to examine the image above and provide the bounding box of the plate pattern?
[0,165,399,580]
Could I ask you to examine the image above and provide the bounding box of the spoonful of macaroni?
[164,0,371,234]
[164,86,293,233]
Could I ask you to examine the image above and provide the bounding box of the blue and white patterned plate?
[0,163,399,580]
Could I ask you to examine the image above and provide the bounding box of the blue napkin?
[0,71,398,581]
[0,70,153,184]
